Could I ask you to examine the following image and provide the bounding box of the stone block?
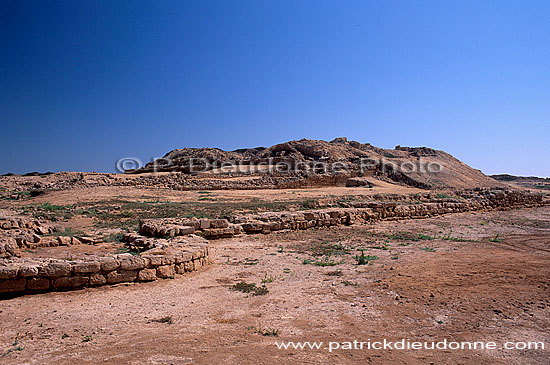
[18,264,40,277]
[210,219,229,229]
[57,236,72,246]
[35,225,50,235]
[144,255,162,266]
[119,255,147,270]
[194,259,202,269]
[242,222,263,233]
[26,277,50,290]
[138,268,158,282]
[183,261,194,272]
[106,270,137,284]
[0,238,17,257]
[192,250,203,260]
[202,227,235,238]
[72,261,101,274]
[89,273,106,286]
[53,276,88,289]
[156,265,175,278]
[175,253,193,264]
[177,225,195,235]
[99,256,119,271]
[232,225,243,235]
[40,261,72,278]
[199,218,210,229]
[0,278,27,293]
[0,265,19,279]
[79,236,95,244]
[175,263,186,274]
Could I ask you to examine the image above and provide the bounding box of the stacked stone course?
[136,189,545,239]
[0,237,209,295]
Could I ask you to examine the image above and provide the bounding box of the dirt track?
[0,206,548,364]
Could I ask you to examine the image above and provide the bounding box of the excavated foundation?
[0,188,546,297]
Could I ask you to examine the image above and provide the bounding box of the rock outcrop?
[127,138,503,190]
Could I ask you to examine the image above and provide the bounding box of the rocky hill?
[491,174,550,192]
[129,138,501,190]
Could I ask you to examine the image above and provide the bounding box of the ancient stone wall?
[138,189,545,239]
[0,237,208,296]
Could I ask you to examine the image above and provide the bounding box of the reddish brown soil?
[1,207,549,364]
[20,241,125,260]
[3,180,423,207]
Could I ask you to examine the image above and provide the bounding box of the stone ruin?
[0,213,209,296]
[0,234,208,295]
[134,188,546,238]
[0,188,546,297]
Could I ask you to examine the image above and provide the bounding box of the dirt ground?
[3,179,423,207]
[1,206,549,364]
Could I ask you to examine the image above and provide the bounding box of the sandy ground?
[1,206,549,364]
[2,179,423,207]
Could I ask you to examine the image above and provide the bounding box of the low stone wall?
[0,237,209,296]
[138,217,243,240]
[233,189,544,234]
[138,189,545,239]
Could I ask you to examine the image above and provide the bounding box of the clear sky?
[1,0,549,177]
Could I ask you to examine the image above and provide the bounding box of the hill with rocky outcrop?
[129,138,501,190]
[491,174,550,192]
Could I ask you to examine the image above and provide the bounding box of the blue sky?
[1,0,549,176]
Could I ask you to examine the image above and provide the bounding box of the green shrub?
[354,251,379,265]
